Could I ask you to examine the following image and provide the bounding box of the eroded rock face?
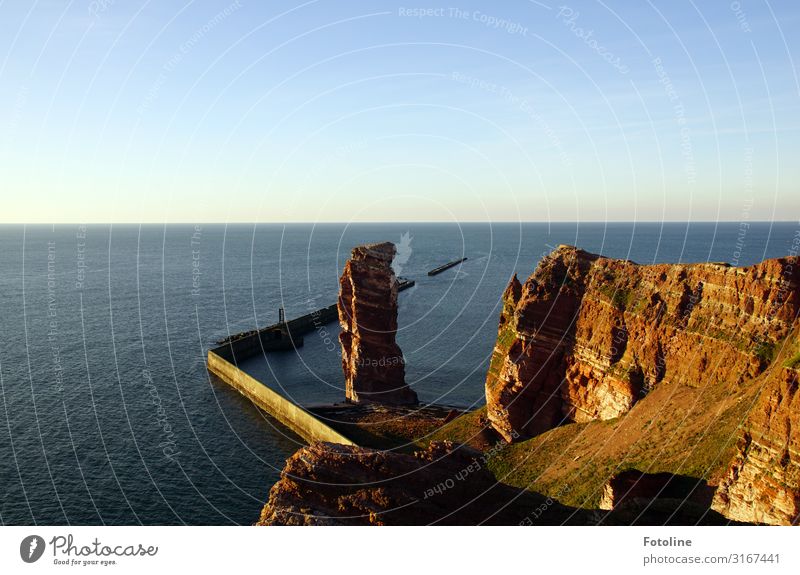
[256,441,574,525]
[486,245,799,442]
[599,470,714,512]
[712,364,800,525]
[339,242,417,405]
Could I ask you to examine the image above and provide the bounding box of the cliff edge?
[484,245,799,524]
[259,245,799,525]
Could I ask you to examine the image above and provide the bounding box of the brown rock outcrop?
[486,245,799,442]
[339,242,417,405]
[256,441,575,525]
[712,360,800,525]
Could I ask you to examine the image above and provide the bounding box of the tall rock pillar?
[338,242,418,405]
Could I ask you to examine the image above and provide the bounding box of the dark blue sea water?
[1,222,797,525]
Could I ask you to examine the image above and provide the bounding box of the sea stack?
[338,242,418,405]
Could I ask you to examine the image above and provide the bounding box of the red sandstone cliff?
[484,245,799,524]
[258,245,799,525]
[486,245,798,442]
[339,242,417,405]
[712,357,800,525]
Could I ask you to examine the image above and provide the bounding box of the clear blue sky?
[1,0,798,223]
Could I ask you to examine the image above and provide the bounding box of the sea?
[0,222,797,525]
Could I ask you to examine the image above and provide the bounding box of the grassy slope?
[426,406,490,448]
[424,373,760,509]
[424,288,800,511]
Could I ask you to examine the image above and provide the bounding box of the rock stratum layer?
[712,364,800,524]
[338,242,417,405]
[485,244,800,524]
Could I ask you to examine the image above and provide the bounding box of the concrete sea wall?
[207,287,413,445]
[207,350,354,445]
[214,304,338,362]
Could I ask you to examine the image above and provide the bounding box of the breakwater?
[214,278,415,361]
[206,275,419,446]
[428,257,468,276]
[207,303,355,444]
[213,304,337,360]
[207,350,355,445]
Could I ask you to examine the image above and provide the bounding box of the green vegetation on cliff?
[424,373,757,510]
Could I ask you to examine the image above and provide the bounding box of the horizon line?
[1,220,798,226]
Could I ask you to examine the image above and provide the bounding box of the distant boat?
[397,277,416,291]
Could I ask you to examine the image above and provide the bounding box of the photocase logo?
[20,535,46,563]
[394,231,413,276]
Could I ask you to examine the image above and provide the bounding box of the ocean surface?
[0,222,797,525]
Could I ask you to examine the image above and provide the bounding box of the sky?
[0,0,798,223]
